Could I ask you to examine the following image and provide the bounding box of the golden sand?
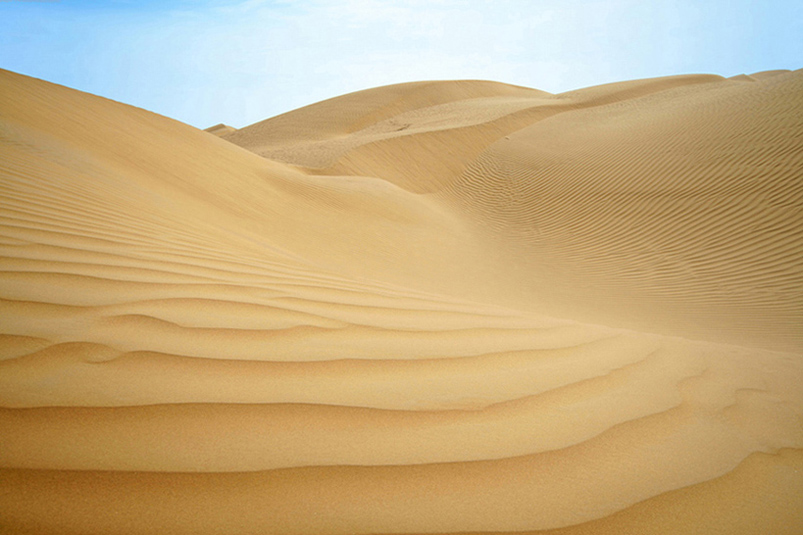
[1,67,802,534]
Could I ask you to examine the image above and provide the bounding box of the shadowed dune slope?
[1,68,802,534]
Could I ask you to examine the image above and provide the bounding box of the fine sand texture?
[1,67,802,534]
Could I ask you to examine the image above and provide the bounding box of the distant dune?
[1,67,802,534]
[204,123,237,137]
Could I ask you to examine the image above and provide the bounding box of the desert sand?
[0,67,802,534]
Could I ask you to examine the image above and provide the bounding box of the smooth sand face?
[0,67,802,534]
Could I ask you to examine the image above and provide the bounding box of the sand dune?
[1,67,802,534]
[204,123,237,137]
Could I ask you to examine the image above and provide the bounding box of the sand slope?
[1,68,802,534]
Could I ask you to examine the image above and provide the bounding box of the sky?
[1,0,800,129]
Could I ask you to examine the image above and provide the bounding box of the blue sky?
[1,0,800,129]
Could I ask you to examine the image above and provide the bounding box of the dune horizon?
[1,67,802,534]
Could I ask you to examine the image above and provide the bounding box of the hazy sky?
[1,0,800,129]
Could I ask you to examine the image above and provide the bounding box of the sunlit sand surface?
[1,67,802,534]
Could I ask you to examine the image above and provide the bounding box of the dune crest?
[1,68,802,534]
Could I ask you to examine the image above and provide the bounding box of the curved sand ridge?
[1,68,802,534]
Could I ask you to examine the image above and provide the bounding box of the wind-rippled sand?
[1,68,802,534]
